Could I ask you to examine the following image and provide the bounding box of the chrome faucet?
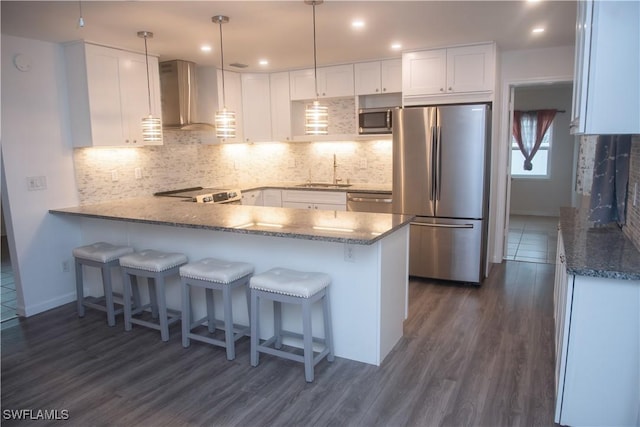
[333,153,342,185]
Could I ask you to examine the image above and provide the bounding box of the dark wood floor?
[1,261,557,426]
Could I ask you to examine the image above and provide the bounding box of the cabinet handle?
[383,88,387,92]
[560,254,566,264]
[440,88,444,92]
[376,88,380,92]
[448,87,453,91]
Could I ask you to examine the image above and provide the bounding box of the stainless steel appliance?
[347,192,393,213]
[358,107,394,134]
[154,187,242,204]
[392,104,491,283]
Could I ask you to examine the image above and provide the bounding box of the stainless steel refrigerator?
[392,104,491,284]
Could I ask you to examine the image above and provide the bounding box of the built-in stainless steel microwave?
[358,108,393,134]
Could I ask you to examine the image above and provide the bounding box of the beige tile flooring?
[506,214,559,264]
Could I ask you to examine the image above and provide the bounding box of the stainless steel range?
[154,187,242,204]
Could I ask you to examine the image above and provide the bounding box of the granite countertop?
[50,197,412,245]
[231,182,392,194]
[560,207,640,280]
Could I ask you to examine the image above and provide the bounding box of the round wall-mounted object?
[13,54,31,72]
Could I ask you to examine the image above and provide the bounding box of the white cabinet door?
[270,72,292,141]
[571,0,640,134]
[65,42,161,147]
[282,201,313,210]
[289,69,316,100]
[217,69,243,142]
[402,49,447,96]
[380,58,402,93]
[262,189,282,207]
[289,65,354,100]
[318,64,354,98]
[281,190,346,211]
[446,44,494,93]
[355,60,401,95]
[241,73,272,142]
[402,44,495,99]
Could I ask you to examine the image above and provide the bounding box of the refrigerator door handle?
[410,222,474,229]
[430,125,437,201]
[436,125,442,201]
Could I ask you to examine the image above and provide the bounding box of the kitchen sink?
[296,182,352,188]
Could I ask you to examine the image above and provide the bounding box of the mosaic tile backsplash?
[623,135,640,250]
[73,130,392,204]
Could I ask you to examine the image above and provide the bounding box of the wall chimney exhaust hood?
[159,60,215,130]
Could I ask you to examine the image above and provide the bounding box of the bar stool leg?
[302,299,314,382]
[155,275,169,342]
[250,290,260,367]
[101,265,116,327]
[75,260,85,318]
[181,280,191,348]
[223,285,235,360]
[323,288,335,362]
[274,300,283,349]
[148,278,159,319]
[123,271,133,332]
[205,288,216,333]
[131,278,142,312]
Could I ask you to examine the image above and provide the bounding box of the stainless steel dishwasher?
[346,192,393,213]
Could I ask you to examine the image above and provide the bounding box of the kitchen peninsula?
[50,197,412,366]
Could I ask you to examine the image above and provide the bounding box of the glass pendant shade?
[215,108,236,138]
[305,101,328,135]
[141,115,162,142]
[138,30,162,144]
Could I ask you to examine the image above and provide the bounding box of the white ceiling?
[1,1,577,72]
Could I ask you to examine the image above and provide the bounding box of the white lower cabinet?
[241,190,263,206]
[554,233,640,426]
[281,190,346,211]
[262,189,282,207]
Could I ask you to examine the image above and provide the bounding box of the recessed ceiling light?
[200,45,212,52]
[532,27,545,33]
[391,43,402,50]
[259,59,269,66]
[351,20,365,29]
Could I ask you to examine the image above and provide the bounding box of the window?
[511,119,554,178]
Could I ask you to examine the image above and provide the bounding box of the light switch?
[26,175,47,191]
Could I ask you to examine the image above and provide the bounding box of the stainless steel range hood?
[159,60,215,130]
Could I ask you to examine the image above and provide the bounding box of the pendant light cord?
[143,34,152,114]
[219,22,226,109]
[312,3,318,101]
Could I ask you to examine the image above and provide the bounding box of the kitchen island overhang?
[50,198,412,366]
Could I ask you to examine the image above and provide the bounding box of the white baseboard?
[510,209,559,217]
[23,291,76,317]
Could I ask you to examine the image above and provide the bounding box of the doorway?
[504,82,575,264]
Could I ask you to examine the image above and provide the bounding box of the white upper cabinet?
[289,64,354,100]
[402,43,495,104]
[64,42,161,147]
[217,69,243,143]
[241,73,272,142]
[355,59,402,95]
[571,0,640,134]
[270,71,292,141]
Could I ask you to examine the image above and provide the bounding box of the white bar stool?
[120,249,188,341]
[250,267,334,382]
[73,242,134,327]
[180,258,254,360]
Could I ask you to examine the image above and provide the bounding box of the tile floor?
[1,255,17,322]
[506,214,559,264]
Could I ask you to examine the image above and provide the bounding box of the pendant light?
[213,15,236,139]
[138,31,162,143]
[305,0,328,136]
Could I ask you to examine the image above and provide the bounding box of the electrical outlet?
[111,170,119,182]
[135,168,142,179]
[344,244,355,262]
[61,260,70,273]
[359,158,368,169]
[26,175,47,191]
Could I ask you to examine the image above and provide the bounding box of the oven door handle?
[347,196,392,203]
[411,222,474,229]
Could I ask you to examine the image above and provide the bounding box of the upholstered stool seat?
[120,249,188,341]
[250,267,334,382]
[180,258,254,360]
[73,242,134,326]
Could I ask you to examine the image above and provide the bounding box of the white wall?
[1,35,82,316]
[489,45,575,263]
[510,84,574,216]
